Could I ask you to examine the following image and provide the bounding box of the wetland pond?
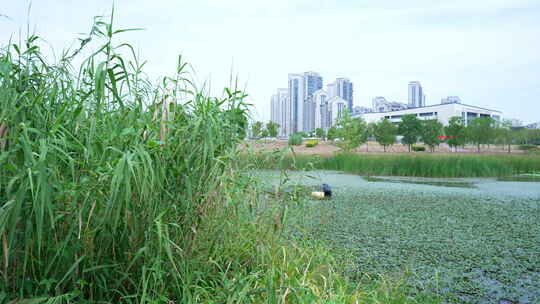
[255,170,540,304]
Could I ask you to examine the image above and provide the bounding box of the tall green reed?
[0,14,249,302]
[245,152,540,177]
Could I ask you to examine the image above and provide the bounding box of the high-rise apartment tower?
[408,81,425,108]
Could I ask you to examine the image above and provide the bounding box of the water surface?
[255,170,540,303]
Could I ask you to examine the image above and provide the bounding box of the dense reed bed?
[245,152,540,177]
[0,16,414,303]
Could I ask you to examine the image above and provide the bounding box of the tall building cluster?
[408,81,426,108]
[270,78,477,136]
[270,72,353,136]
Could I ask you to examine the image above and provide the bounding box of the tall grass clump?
[0,16,244,301]
[0,15,381,303]
[246,152,540,177]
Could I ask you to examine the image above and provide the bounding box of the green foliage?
[412,145,426,152]
[335,111,368,151]
[247,153,540,178]
[398,114,422,152]
[515,128,540,145]
[315,127,325,139]
[327,126,339,140]
[445,117,467,151]
[251,121,263,138]
[266,121,279,138]
[225,107,249,140]
[373,119,397,152]
[494,120,515,153]
[420,119,443,152]
[305,139,319,148]
[0,17,254,301]
[467,117,496,152]
[296,131,309,138]
[288,133,303,145]
[367,122,376,139]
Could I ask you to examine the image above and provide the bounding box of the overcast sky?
[1,0,539,123]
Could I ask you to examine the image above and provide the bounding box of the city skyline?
[270,74,512,135]
[271,72,352,136]
[269,73,540,125]
[2,1,539,124]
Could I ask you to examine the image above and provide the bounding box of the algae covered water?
[256,170,540,303]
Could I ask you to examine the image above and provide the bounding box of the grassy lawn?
[276,172,540,303]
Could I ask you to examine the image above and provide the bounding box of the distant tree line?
[360,114,540,153]
[250,113,540,153]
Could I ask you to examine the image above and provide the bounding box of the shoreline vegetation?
[0,14,441,303]
[244,151,540,178]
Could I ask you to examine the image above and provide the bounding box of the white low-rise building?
[372,96,408,112]
[352,103,502,126]
[508,118,523,128]
[352,106,373,115]
[441,96,461,104]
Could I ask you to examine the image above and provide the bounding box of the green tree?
[467,117,496,152]
[531,129,540,145]
[515,128,540,145]
[327,126,339,141]
[516,128,529,145]
[420,119,444,152]
[373,119,397,152]
[224,106,249,140]
[266,121,279,138]
[260,129,269,138]
[251,121,263,138]
[335,111,368,151]
[365,122,377,152]
[315,128,325,139]
[398,114,422,152]
[495,120,514,153]
[445,117,467,152]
